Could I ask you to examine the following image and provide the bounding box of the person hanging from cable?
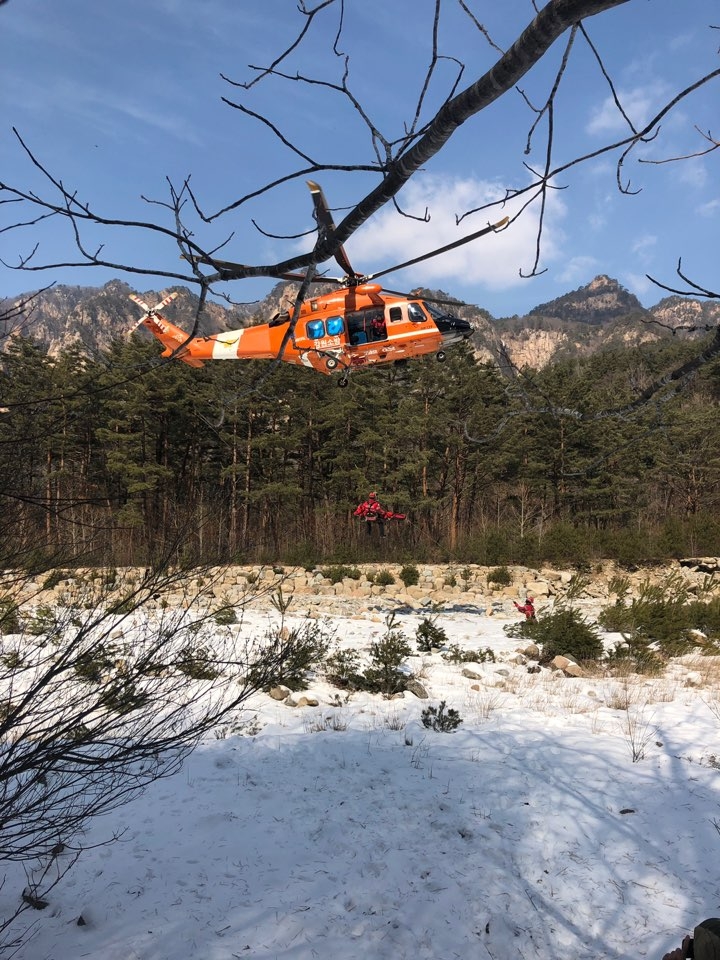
[353,491,405,538]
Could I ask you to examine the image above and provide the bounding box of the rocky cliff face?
[470,276,720,370]
[2,274,717,370]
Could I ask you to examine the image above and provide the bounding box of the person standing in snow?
[513,596,536,620]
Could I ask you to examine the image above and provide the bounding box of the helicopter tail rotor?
[128,291,179,332]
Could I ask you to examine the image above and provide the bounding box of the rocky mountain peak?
[528,274,645,325]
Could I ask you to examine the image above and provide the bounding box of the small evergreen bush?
[415,617,448,653]
[442,644,496,664]
[213,606,238,625]
[361,614,412,696]
[0,599,20,636]
[25,604,57,636]
[421,700,463,732]
[373,568,395,586]
[175,644,220,680]
[100,680,149,715]
[604,638,663,675]
[42,569,66,591]
[598,574,720,658]
[487,566,512,587]
[399,564,420,588]
[256,621,332,691]
[1,650,23,669]
[505,606,603,664]
[321,565,362,584]
[74,644,119,684]
[323,647,363,689]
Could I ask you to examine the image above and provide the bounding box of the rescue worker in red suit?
[514,597,536,620]
[354,492,387,537]
[355,492,408,538]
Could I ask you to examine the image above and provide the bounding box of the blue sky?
[1,0,718,317]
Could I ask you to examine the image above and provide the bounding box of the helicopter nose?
[435,316,474,345]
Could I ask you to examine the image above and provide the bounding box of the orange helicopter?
[129,181,508,387]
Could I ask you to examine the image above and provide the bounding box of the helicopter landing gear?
[325,356,339,370]
[337,375,349,388]
[436,351,447,362]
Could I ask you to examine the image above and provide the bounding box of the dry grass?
[603,676,643,711]
[685,654,720,688]
[466,688,505,720]
[304,711,349,733]
[704,691,720,722]
[645,681,678,703]
[383,710,406,731]
[589,710,607,735]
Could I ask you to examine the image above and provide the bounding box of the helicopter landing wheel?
[337,375,349,388]
[325,357,339,370]
[436,350,447,363]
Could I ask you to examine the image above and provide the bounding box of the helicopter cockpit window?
[408,302,427,324]
[306,320,325,340]
[423,302,448,321]
[326,316,344,337]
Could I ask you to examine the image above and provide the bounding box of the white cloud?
[677,159,709,189]
[631,233,658,263]
[58,79,203,146]
[622,271,654,300]
[586,85,664,137]
[343,174,566,293]
[556,255,600,286]
[696,197,720,218]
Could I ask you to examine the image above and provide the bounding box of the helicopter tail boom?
[129,293,205,367]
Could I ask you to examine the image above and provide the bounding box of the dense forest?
[2,331,720,570]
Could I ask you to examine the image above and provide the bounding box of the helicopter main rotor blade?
[306,180,358,280]
[365,216,509,283]
[381,288,467,307]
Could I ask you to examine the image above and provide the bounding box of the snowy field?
[4,601,720,960]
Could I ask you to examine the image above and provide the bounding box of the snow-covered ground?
[4,602,720,960]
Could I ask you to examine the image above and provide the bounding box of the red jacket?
[353,498,405,522]
[514,599,536,620]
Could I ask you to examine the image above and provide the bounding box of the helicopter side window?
[306,320,325,340]
[347,312,367,345]
[326,316,344,337]
[388,307,403,324]
[408,302,427,324]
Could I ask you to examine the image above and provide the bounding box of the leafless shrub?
[618,701,656,763]
[0,562,320,951]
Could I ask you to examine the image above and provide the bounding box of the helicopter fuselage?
[137,283,473,379]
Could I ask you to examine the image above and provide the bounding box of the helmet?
[527,597,535,603]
